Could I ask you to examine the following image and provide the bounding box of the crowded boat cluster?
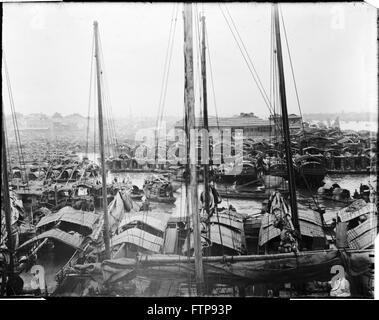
[105,123,377,190]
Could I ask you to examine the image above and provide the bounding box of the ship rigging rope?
[155,3,175,128]
[86,32,95,157]
[98,66,112,156]
[219,5,283,137]
[269,9,274,116]
[279,7,305,134]
[204,26,220,131]
[2,109,12,172]
[194,3,204,122]
[223,5,273,109]
[2,51,29,187]
[98,33,119,157]
[219,5,272,115]
[101,76,118,156]
[155,3,178,131]
[101,72,117,157]
[93,77,97,157]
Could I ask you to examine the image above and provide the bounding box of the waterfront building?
[174,112,302,142]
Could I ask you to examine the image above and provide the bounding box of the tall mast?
[273,5,300,234]
[94,21,111,259]
[200,16,211,241]
[1,106,15,278]
[183,3,204,295]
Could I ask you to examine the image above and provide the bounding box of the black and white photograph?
[1,1,378,300]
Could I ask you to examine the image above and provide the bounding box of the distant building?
[269,113,302,136]
[174,113,273,142]
[52,121,79,132]
[25,113,51,129]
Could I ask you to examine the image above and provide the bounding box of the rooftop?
[174,113,271,128]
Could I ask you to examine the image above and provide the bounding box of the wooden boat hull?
[99,249,373,287]
[146,196,176,204]
[295,163,327,188]
[318,195,354,204]
[218,190,273,200]
[130,194,143,201]
[214,174,257,184]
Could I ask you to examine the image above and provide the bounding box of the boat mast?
[183,3,204,295]
[94,21,111,259]
[200,16,211,229]
[273,5,300,235]
[1,106,15,278]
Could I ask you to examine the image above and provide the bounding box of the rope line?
[2,50,29,187]
[156,3,178,131]
[218,5,273,115]
[85,33,95,157]
[279,7,305,134]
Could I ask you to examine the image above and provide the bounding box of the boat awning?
[302,146,324,153]
[209,210,244,231]
[347,215,378,249]
[259,211,325,246]
[17,229,84,251]
[74,183,94,189]
[119,212,170,233]
[337,200,376,223]
[163,227,178,254]
[111,228,164,253]
[59,211,98,230]
[209,224,243,252]
[36,212,64,228]
[295,155,322,163]
[36,206,98,230]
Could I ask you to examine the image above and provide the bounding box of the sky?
[2,2,378,120]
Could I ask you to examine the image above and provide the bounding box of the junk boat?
[143,175,176,204]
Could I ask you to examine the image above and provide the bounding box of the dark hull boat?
[214,162,258,185]
[269,158,326,189]
[217,175,288,200]
[295,156,327,188]
[217,185,288,200]
[214,173,257,185]
[218,189,274,200]
[268,163,287,178]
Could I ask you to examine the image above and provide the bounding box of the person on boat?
[353,189,360,199]
[88,198,95,211]
[140,197,150,211]
[358,214,368,224]
[329,274,351,297]
[268,191,300,253]
[165,183,174,198]
[256,156,265,177]
[4,274,24,296]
